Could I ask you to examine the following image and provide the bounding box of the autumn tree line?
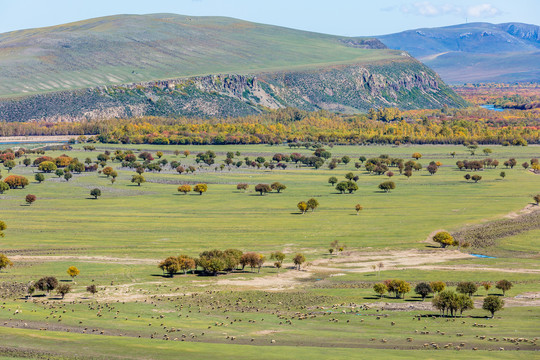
[158,249,307,277]
[0,106,538,145]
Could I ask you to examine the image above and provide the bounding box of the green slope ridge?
[0,13,398,98]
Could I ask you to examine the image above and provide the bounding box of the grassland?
[0,143,539,359]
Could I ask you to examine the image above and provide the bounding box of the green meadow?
[0,143,539,359]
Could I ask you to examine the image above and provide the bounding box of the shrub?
[293,253,306,270]
[433,231,456,248]
[0,254,13,271]
[236,183,249,191]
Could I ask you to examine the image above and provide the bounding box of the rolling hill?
[378,22,540,84]
[0,14,466,121]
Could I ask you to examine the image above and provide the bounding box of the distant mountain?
[378,22,540,83]
[0,14,466,121]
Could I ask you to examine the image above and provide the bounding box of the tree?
[159,256,180,277]
[102,166,114,177]
[432,290,458,317]
[307,198,319,212]
[297,201,308,214]
[35,173,45,183]
[345,172,355,181]
[355,204,363,215]
[456,294,474,315]
[23,158,31,166]
[38,161,57,173]
[373,283,387,298]
[533,194,540,205]
[0,182,9,194]
[0,221,6,238]
[223,249,243,272]
[178,255,196,274]
[378,181,395,193]
[67,266,80,281]
[433,231,456,248]
[341,156,351,164]
[131,174,145,186]
[156,151,163,159]
[0,254,13,271]
[86,284,98,296]
[500,171,506,179]
[471,174,482,183]
[178,184,191,195]
[184,150,190,158]
[4,175,29,189]
[255,183,271,195]
[35,276,58,294]
[346,181,358,194]
[495,279,513,296]
[270,251,286,267]
[25,194,36,205]
[482,295,504,318]
[56,284,71,299]
[430,281,446,293]
[271,182,287,193]
[55,169,64,178]
[414,282,433,301]
[412,153,422,160]
[464,173,471,181]
[193,183,208,195]
[427,163,438,175]
[4,160,16,172]
[457,281,478,297]
[90,188,101,199]
[236,183,249,191]
[293,253,306,270]
[404,169,413,179]
[335,181,348,194]
[328,176,338,186]
[64,172,73,182]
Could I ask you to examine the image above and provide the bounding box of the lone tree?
[355,204,363,215]
[86,284,98,296]
[373,283,387,298]
[414,282,433,301]
[457,281,478,297]
[307,198,319,212]
[412,152,422,160]
[131,174,146,186]
[271,182,287,193]
[433,231,456,248]
[500,171,506,179]
[495,279,513,296]
[56,284,71,299]
[64,172,73,182]
[178,184,192,195]
[482,295,504,318]
[35,173,45,183]
[255,183,271,195]
[378,181,395,193]
[159,257,180,277]
[297,201,308,214]
[533,194,540,205]
[328,176,338,186]
[0,254,13,271]
[471,174,482,183]
[67,266,80,281]
[293,253,306,270]
[25,194,36,205]
[193,183,208,195]
[90,188,101,199]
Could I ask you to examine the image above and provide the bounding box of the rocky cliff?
[0,58,466,122]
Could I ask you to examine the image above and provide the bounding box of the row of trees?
[158,250,307,276]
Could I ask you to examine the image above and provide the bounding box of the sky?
[1,0,538,35]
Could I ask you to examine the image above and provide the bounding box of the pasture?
[0,143,539,359]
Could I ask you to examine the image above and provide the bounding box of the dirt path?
[413,265,540,274]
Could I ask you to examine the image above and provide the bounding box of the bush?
[432,231,456,248]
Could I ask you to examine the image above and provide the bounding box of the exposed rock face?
[0,59,466,122]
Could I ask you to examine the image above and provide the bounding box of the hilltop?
[0,14,465,121]
[378,22,540,83]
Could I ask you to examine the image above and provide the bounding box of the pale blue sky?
[1,0,538,35]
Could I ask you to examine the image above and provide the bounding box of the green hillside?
[0,13,399,98]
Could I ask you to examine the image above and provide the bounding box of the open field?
[0,143,539,359]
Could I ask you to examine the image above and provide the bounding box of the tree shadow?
[404,298,423,302]
[363,296,383,300]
